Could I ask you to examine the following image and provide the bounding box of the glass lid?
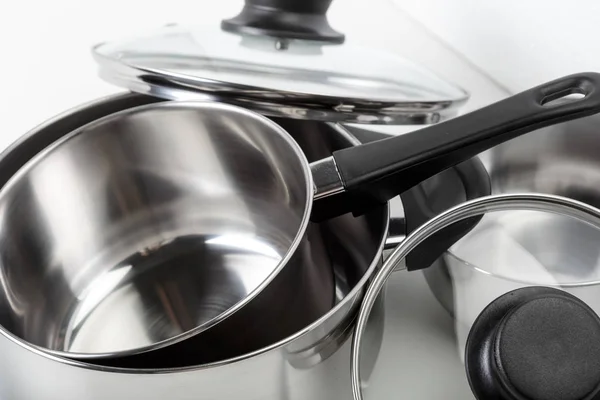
[91,0,469,125]
[352,193,600,400]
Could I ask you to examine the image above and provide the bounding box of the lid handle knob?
[221,0,345,44]
[466,286,600,400]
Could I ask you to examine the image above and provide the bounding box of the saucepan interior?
[0,100,314,359]
[0,93,388,370]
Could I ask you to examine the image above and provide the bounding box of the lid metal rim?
[92,46,469,125]
[350,193,600,400]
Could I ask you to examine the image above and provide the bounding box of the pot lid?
[352,193,600,400]
[91,1,468,125]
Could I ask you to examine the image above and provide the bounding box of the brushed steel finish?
[0,93,389,400]
[351,193,600,400]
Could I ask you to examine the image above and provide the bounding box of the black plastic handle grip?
[332,72,600,212]
[339,125,491,271]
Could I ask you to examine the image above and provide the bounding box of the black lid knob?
[221,0,345,44]
[466,287,600,400]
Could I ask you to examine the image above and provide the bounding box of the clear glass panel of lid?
[92,22,468,124]
[356,195,600,399]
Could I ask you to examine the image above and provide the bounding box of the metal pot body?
[0,99,332,367]
[424,114,600,321]
[0,93,388,400]
[350,193,600,400]
[1,292,386,400]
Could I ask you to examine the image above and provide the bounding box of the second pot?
[424,99,600,317]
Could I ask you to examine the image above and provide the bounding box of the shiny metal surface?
[484,116,600,202]
[92,24,469,125]
[480,116,600,279]
[351,193,600,400]
[311,156,344,199]
[427,117,600,313]
[0,99,330,363]
[0,93,389,399]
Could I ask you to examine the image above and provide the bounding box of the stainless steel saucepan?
[0,94,396,369]
[0,72,599,369]
[0,92,391,400]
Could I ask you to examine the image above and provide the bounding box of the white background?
[0,0,510,145]
[0,1,597,398]
[394,0,600,93]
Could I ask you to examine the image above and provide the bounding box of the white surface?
[0,1,507,399]
[0,0,240,148]
[393,0,600,93]
[364,271,475,400]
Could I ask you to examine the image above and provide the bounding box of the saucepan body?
[0,92,392,400]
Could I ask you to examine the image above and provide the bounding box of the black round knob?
[221,0,345,44]
[466,286,600,400]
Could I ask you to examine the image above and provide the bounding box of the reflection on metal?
[351,193,600,400]
[312,156,344,199]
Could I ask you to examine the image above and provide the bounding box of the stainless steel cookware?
[424,105,600,316]
[91,1,469,126]
[0,99,341,366]
[0,95,396,369]
[0,92,390,399]
[1,73,599,367]
[1,0,478,367]
[351,193,600,400]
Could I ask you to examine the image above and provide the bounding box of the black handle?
[221,0,345,44]
[332,72,600,213]
[339,125,491,270]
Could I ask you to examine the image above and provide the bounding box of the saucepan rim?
[443,209,600,288]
